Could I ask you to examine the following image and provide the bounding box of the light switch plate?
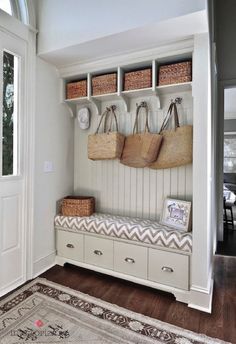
[44,161,53,173]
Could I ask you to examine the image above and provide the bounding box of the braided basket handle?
[159,102,180,133]
[133,102,150,134]
[104,105,119,133]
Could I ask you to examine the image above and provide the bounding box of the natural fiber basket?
[124,68,152,91]
[158,61,192,86]
[66,80,87,99]
[92,73,117,95]
[61,196,95,217]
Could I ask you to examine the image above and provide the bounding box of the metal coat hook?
[171,97,182,105]
[136,101,148,108]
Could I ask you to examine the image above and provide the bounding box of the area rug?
[0,278,229,344]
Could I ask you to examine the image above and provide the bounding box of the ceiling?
[38,10,208,68]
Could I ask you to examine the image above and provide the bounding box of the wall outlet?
[44,161,54,173]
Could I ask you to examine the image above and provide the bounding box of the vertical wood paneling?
[74,92,193,220]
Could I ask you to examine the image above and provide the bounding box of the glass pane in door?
[2,50,18,176]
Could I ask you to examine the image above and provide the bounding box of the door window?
[2,50,19,176]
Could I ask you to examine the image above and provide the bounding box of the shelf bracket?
[118,94,130,113]
[88,97,101,116]
[63,101,76,118]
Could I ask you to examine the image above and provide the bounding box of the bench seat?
[54,213,192,253]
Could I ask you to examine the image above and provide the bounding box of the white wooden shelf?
[156,82,192,95]
[121,87,154,98]
[62,56,192,116]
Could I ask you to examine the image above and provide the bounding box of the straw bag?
[150,102,193,169]
[121,102,163,168]
[88,106,125,160]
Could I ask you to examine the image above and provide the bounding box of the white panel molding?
[33,251,56,278]
[58,38,194,78]
[74,92,193,220]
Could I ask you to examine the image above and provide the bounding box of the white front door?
[0,29,27,295]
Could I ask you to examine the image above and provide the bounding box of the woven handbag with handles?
[120,102,162,168]
[88,106,125,160]
[150,102,193,169]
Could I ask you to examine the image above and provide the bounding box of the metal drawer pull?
[162,266,174,273]
[94,250,103,256]
[66,244,74,249]
[125,257,135,264]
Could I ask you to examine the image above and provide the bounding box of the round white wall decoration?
[77,107,90,130]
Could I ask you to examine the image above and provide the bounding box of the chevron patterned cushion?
[54,213,192,253]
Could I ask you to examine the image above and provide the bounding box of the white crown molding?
[58,38,194,78]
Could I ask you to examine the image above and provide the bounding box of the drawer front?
[84,236,113,270]
[57,230,84,261]
[148,249,189,290]
[114,242,147,279]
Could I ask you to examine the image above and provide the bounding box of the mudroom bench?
[54,213,192,304]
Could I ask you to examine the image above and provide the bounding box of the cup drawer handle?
[94,250,103,256]
[125,257,135,264]
[66,244,74,248]
[162,266,174,273]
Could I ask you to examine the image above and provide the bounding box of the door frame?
[0,9,36,293]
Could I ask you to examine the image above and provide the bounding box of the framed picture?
[160,198,192,231]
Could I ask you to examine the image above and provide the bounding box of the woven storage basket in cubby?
[92,73,117,95]
[158,61,192,86]
[124,68,152,91]
[61,196,95,217]
[66,80,87,99]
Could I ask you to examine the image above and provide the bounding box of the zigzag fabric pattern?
[54,213,192,253]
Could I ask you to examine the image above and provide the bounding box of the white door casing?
[0,29,27,294]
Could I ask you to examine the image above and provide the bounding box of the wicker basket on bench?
[61,196,95,217]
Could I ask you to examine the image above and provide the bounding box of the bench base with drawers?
[55,213,192,305]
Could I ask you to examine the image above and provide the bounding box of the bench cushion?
[54,213,192,253]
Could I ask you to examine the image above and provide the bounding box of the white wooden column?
[189,33,214,312]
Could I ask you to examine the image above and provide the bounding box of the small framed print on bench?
[160,198,192,232]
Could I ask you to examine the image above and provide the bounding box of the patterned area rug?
[0,278,228,344]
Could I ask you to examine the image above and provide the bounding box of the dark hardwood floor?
[39,255,236,343]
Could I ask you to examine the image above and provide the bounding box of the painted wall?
[74,93,193,219]
[34,0,206,55]
[215,0,236,81]
[33,58,74,276]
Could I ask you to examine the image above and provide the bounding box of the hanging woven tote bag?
[88,106,125,160]
[120,102,163,168]
[150,102,193,169]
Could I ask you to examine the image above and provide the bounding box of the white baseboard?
[33,251,56,278]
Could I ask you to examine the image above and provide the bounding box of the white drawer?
[114,242,147,279]
[57,230,84,262]
[148,249,189,290]
[84,236,113,270]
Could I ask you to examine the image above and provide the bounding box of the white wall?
[33,58,74,276]
[74,93,193,219]
[34,0,206,54]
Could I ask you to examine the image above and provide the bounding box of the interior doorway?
[217,87,236,256]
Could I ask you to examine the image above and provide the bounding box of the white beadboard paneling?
[74,92,193,220]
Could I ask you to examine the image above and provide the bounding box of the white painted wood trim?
[55,255,190,304]
[58,39,194,78]
[0,276,25,297]
[33,251,56,278]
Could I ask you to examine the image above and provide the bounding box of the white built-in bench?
[54,213,192,304]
